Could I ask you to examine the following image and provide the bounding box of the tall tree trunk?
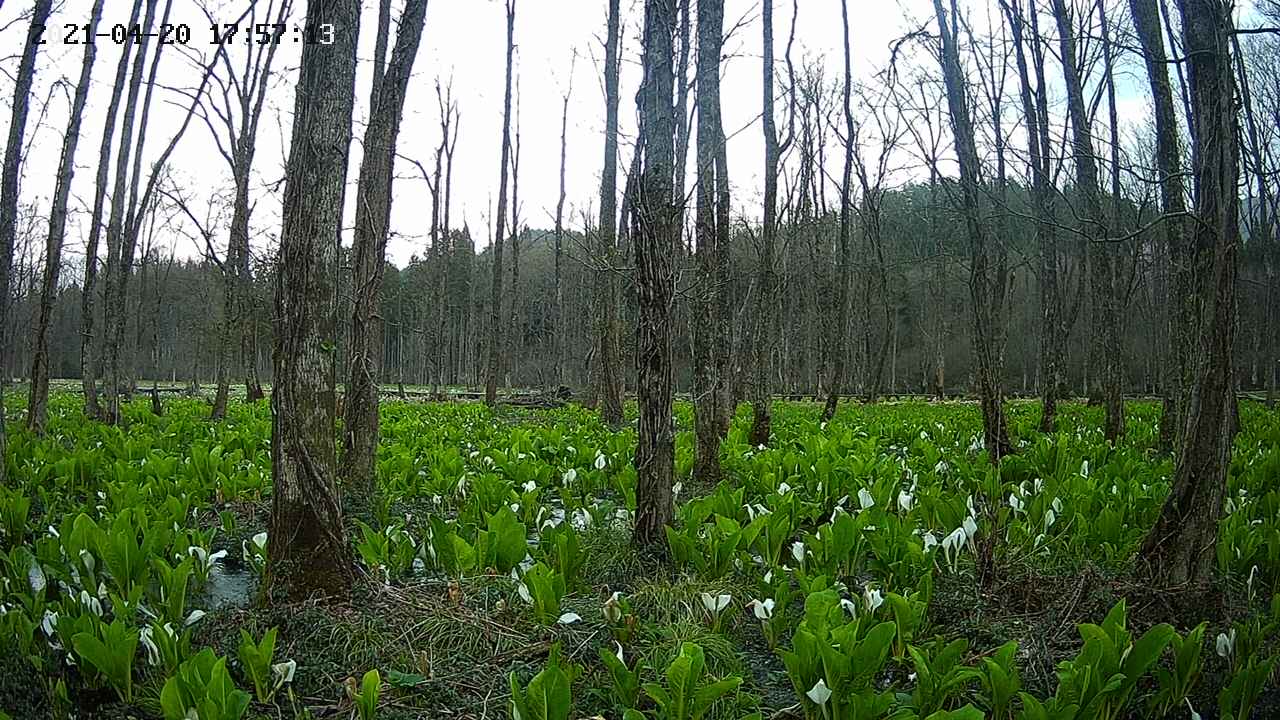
[554,64,572,389]
[931,0,1012,459]
[1139,0,1241,586]
[633,0,678,548]
[486,0,516,407]
[97,0,157,421]
[341,0,428,489]
[267,0,362,602]
[508,93,522,389]
[750,0,791,445]
[823,0,855,422]
[1003,0,1059,433]
[0,0,53,482]
[28,0,104,434]
[80,0,144,420]
[1131,0,1187,448]
[596,0,625,427]
[694,0,727,482]
[1051,0,1122,442]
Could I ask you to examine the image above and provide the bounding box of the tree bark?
[341,0,428,489]
[0,0,53,482]
[633,0,678,548]
[28,0,103,434]
[486,0,516,407]
[595,0,625,427]
[267,0,362,602]
[1139,0,1241,586]
[823,0,856,422]
[694,0,727,482]
[79,0,145,420]
[930,0,1012,459]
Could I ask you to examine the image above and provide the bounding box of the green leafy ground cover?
[1,393,1277,719]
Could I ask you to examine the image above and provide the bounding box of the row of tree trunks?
[341,0,428,489]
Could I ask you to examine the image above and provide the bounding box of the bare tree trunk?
[507,91,522,389]
[595,0,625,427]
[554,60,573,389]
[1051,0,1123,442]
[633,0,678,548]
[750,0,794,445]
[28,0,103,434]
[1139,0,1241,586]
[931,0,1012,459]
[823,0,855,422]
[694,0,727,482]
[103,0,177,422]
[267,0,361,603]
[81,1,145,420]
[1003,0,1059,433]
[0,0,53,481]
[341,0,428,489]
[486,0,516,407]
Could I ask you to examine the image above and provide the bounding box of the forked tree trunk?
[80,1,144,421]
[595,0,626,427]
[632,0,678,548]
[341,0,428,488]
[267,0,362,602]
[693,0,727,482]
[1139,0,1240,586]
[28,0,103,434]
[486,0,516,407]
[0,0,53,482]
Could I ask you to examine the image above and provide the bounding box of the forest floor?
[1,392,1278,719]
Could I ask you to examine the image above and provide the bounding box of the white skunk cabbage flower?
[897,490,914,513]
[139,626,159,666]
[858,489,876,510]
[750,598,775,620]
[700,592,731,614]
[273,659,297,685]
[790,541,806,564]
[1216,629,1236,659]
[863,586,884,614]
[603,592,624,623]
[184,610,207,627]
[562,468,577,484]
[594,452,607,470]
[806,679,832,706]
[557,612,582,625]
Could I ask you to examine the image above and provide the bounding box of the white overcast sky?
[0,0,1263,271]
